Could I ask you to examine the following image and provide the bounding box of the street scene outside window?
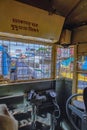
[56,46,74,79]
[77,55,87,96]
[0,40,52,83]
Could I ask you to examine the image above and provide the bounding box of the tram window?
[0,39,52,83]
[73,43,87,100]
[77,55,87,71]
[56,46,74,79]
[77,55,87,99]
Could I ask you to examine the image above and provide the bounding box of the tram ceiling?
[17,0,87,29]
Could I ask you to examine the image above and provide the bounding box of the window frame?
[0,36,55,84]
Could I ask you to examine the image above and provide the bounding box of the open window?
[56,45,74,79]
[73,44,87,100]
[0,39,53,83]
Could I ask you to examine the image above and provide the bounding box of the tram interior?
[0,0,87,130]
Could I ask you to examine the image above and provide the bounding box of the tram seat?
[73,87,87,111]
[73,100,85,111]
[66,87,87,130]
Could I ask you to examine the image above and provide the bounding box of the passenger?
[0,104,18,130]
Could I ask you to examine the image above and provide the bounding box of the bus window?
[77,55,87,100]
[56,46,74,79]
[0,39,52,84]
[74,44,87,101]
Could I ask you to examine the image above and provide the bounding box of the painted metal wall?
[56,78,72,119]
[0,80,55,97]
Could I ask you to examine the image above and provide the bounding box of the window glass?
[0,40,52,83]
[77,55,87,95]
[78,56,87,71]
[56,46,74,79]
